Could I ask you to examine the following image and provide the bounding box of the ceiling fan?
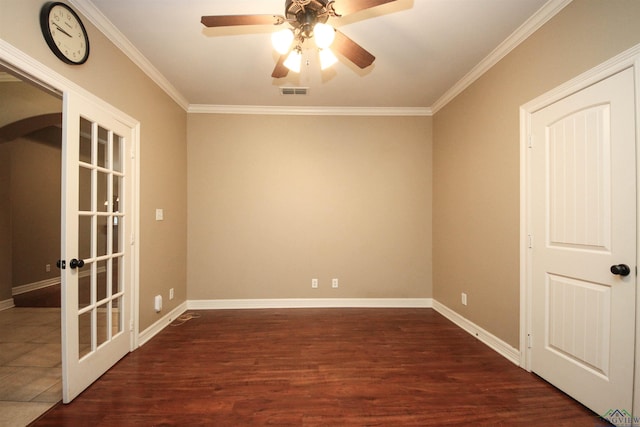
[201,0,397,78]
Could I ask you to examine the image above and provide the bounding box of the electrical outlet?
[461,292,468,306]
[169,288,174,300]
[45,264,51,272]
[332,278,339,288]
[312,278,318,289]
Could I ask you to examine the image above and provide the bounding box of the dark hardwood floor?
[32,308,612,426]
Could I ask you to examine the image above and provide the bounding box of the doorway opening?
[0,65,64,425]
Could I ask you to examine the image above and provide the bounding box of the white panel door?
[61,92,133,403]
[530,67,636,420]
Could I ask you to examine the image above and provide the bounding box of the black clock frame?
[40,1,90,65]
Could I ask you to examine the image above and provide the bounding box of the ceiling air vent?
[280,87,309,96]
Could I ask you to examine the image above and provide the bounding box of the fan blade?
[332,0,397,16]
[332,30,375,69]
[271,55,289,78]
[201,14,285,28]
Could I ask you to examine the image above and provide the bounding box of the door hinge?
[130,145,135,159]
[528,234,533,249]
[527,333,532,349]
[130,233,135,246]
[528,135,533,148]
[129,320,134,332]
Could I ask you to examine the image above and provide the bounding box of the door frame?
[0,40,141,349]
[520,42,640,416]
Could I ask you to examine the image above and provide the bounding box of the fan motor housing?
[285,0,332,37]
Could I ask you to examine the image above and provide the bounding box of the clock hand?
[53,23,73,38]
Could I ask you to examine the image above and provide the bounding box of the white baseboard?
[0,298,15,311]
[12,277,60,296]
[187,298,433,310]
[432,299,520,365]
[12,267,104,296]
[138,301,188,347]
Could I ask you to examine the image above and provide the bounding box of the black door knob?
[69,258,85,269]
[610,264,631,277]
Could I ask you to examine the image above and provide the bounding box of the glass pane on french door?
[77,117,125,359]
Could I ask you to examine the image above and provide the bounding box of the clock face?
[40,2,90,65]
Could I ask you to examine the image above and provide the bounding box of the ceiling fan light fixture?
[313,23,335,49]
[284,48,302,73]
[272,28,294,55]
[319,48,338,70]
[201,0,382,77]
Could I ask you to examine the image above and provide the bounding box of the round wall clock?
[40,2,90,65]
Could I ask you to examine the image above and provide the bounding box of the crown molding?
[71,0,429,117]
[188,104,432,116]
[70,0,190,111]
[431,0,573,114]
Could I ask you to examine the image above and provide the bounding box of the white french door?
[529,68,636,420]
[61,92,134,403]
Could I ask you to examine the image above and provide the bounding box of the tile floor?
[0,307,61,427]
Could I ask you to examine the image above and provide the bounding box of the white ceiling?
[77,0,553,112]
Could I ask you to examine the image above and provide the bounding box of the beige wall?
[0,81,61,127]
[188,114,432,300]
[1,0,188,330]
[10,134,61,287]
[433,0,640,348]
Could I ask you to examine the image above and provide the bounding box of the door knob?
[69,258,85,269]
[610,264,631,277]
